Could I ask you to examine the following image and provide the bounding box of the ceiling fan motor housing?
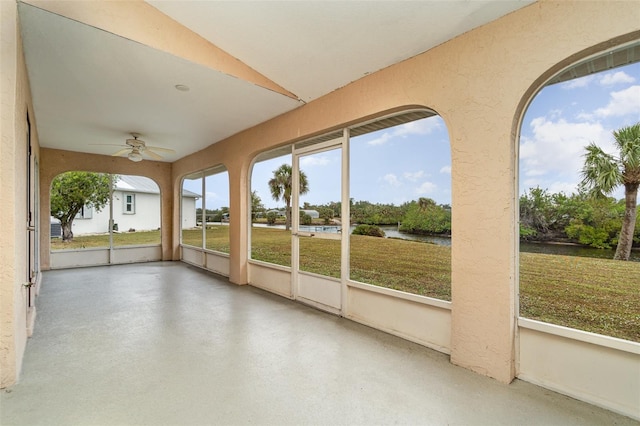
[126,138,145,150]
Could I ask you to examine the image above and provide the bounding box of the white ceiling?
[19,1,533,163]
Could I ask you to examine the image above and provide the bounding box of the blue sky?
[520,62,640,200]
[188,62,640,210]
[250,116,451,210]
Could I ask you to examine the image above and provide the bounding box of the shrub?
[399,201,451,235]
[318,206,334,225]
[519,225,537,240]
[300,211,312,225]
[352,224,385,237]
[266,211,277,225]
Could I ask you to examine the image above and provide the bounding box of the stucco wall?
[169,2,640,383]
[13,0,640,394]
[0,1,40,388]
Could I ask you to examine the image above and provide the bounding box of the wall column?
[227,159,249,285]
[449,111,517,383]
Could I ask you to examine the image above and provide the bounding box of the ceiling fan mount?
[93,133,176,162]
[125,133,145,150]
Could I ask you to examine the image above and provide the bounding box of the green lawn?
[51,230,161,249]
[52,226,639,341]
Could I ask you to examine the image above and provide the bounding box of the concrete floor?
[1,262,636,426]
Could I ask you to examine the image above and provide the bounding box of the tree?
[580,122,640,260]
[251,190,263,222]
[50,172,114,242]
[268,164,309,230]
[418,197,436,211]
[299,210,312,225]
[565,196,624,249]
[399,198,451,235]
[318,206,334,225]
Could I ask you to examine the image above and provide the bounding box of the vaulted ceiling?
[19,1,533,162]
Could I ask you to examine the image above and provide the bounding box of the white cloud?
[415,181,436,195]
[547,181,579,195]
[594,85,640,118]
[300,155,330,167]
[403,171,425,182]
[439,165,451,174]
[561,75,594,89]
[367,132,393,146]
[205,191,225,208]
[519,117,612,194]
[395,118,441,136]
[382,173,400,187]
[599,71,635,86]
[367,116,441,146]
[521,178,540,189]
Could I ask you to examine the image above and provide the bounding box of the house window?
[75,205,92,219]
[123,193,135,214]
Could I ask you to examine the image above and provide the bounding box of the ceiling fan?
[99,133,176,162]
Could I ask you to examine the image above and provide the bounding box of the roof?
[116,175,199,198]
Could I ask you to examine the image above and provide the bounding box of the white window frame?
[75,205,93,219]
[123,193,135,214]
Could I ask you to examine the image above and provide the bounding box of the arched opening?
[515,40,640,419]
[348,113,451,300]
[248,108,452,347]
[518,42,640,342]
[49,172,163,268]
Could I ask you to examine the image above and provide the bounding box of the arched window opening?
[518,42,640,342]
[248,109,452,300]
[349,113,451,300]
[50,172,162,250]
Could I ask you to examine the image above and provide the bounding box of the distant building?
[58,175,200,235]
[301,209,319,219]
[266,209,286,217]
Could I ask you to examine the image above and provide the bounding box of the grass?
[183,227,230,253]
[52,226,639,342]
[519,252,639,341]
[51,230,161,249]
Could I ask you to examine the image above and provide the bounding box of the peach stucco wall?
[3,0,637,389]
[0,1,40,388]
[169,2,640,383]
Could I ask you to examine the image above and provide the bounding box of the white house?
[68,175,199,235]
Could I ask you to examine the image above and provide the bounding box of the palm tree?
[580,122,640,260]
[268,164,309,230]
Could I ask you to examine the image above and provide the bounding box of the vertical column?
[227,161,249,285]
[449,117,517,384]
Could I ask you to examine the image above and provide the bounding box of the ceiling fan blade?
[146,145,176,154]
[144,149,164,161]
[112,148,131,157]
